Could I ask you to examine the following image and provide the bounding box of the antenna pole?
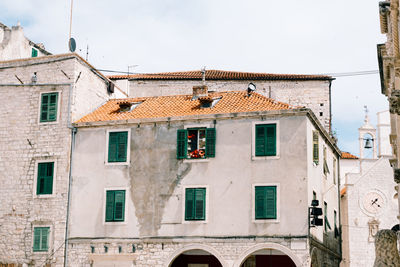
[69,0,74,48]
[86,45,89,61]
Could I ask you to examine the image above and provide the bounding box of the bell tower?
[359,106,377,159]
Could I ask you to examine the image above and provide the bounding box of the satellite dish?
[69,38,76,52]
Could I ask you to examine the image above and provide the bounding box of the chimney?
[192,85,208,99]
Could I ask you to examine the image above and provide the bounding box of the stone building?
[0,22,51,61]
[109,70,334,132]
[377,0,400,222]
[0,53,124,266]
[340,110,397,267]
[68,85,341,267]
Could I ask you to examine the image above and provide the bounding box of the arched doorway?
[167,245,227,267]
[240,248,296,267]
[234,243,301,267]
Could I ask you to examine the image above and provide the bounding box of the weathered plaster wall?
[128,79,331,131]
[0,84,71,266]
[70,115,310,239]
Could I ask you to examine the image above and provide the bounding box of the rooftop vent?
[199,96,221,108]
[118,101,142,112]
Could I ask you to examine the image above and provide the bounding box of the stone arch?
[233,242,302,267]
[165,243,229,267]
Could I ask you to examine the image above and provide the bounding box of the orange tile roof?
[76,91,296,123]
[108,69,333,81]
[341,152,359,159]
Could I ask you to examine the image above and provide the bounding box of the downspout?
[64,83,76,267]
[329,80,332,134]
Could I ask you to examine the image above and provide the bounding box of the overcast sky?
[0,0,388,156]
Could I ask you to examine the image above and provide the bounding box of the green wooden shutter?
[265,125,276,156]
[177,129,188,159]
[313,131,319,164]
[33,228,41,251]
[194,188,206,220]
[105,191,115,222]
[32,48,38,57]
[108,133,118,162]
[185,188,195,220]
[255,125,266,156]
[255,186,276,219]
[40,94,49,122]
[205,128,216,158]
[117,132,128,162]
[37,162,53,195]
[114,190,125,221]
[255,186,266,219]
[41,227,49,251]
[265,186,277,219]
[48,93,58,121]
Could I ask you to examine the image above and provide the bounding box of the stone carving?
[394,168,400,184]
[373,229,400,267]
[389,90,400,115]
[368,219,380,242]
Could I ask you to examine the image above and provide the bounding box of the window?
[40,92,58,122]
[313,131,319,164]
[324,201,331,232]
[333,158,337,184]
[185,188,206,220]
[31,48,38,57]
[255,186,277,220]
[105,190,125,222]
[108,131,128,162]
[33,227,49,252]
[36,162,54,195]
[323,147,330,176]
[255,124,276,157]
[177,128,216,159]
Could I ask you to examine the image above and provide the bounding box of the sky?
[0,0,389,156]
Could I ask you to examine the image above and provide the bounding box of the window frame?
[33,160,57,198]
[32,225,51,253]
[252,183,280,223]
[182,185,209,224]
[312,131,319,165]
[105,129,131,165]
[38,91,61,124]
[179,124,215,162]
[103,187,128,225]
[252,120,280,160]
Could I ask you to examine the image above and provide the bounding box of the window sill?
[33,250,49,254]
[34,194,55,199]
[183,158,210,163]
[103,221,128,226]
[252,218,280,223]
[251,155,280,161]
[183,220,207,224]
[38,121,59,125]
[105,161,129,166]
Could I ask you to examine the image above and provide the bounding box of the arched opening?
[170,249,223,267]
[240,248,297,267]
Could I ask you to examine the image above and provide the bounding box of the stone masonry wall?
[129,79,331,131]
[67,238,311,267]
[0,84,71,266]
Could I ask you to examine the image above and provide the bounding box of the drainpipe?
[64,83,75,267]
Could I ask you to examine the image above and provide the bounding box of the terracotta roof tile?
[108,69,333,81]
[76,91,297,123]
[341,152,358,159]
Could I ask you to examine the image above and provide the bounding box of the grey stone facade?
[0,54,120,266]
